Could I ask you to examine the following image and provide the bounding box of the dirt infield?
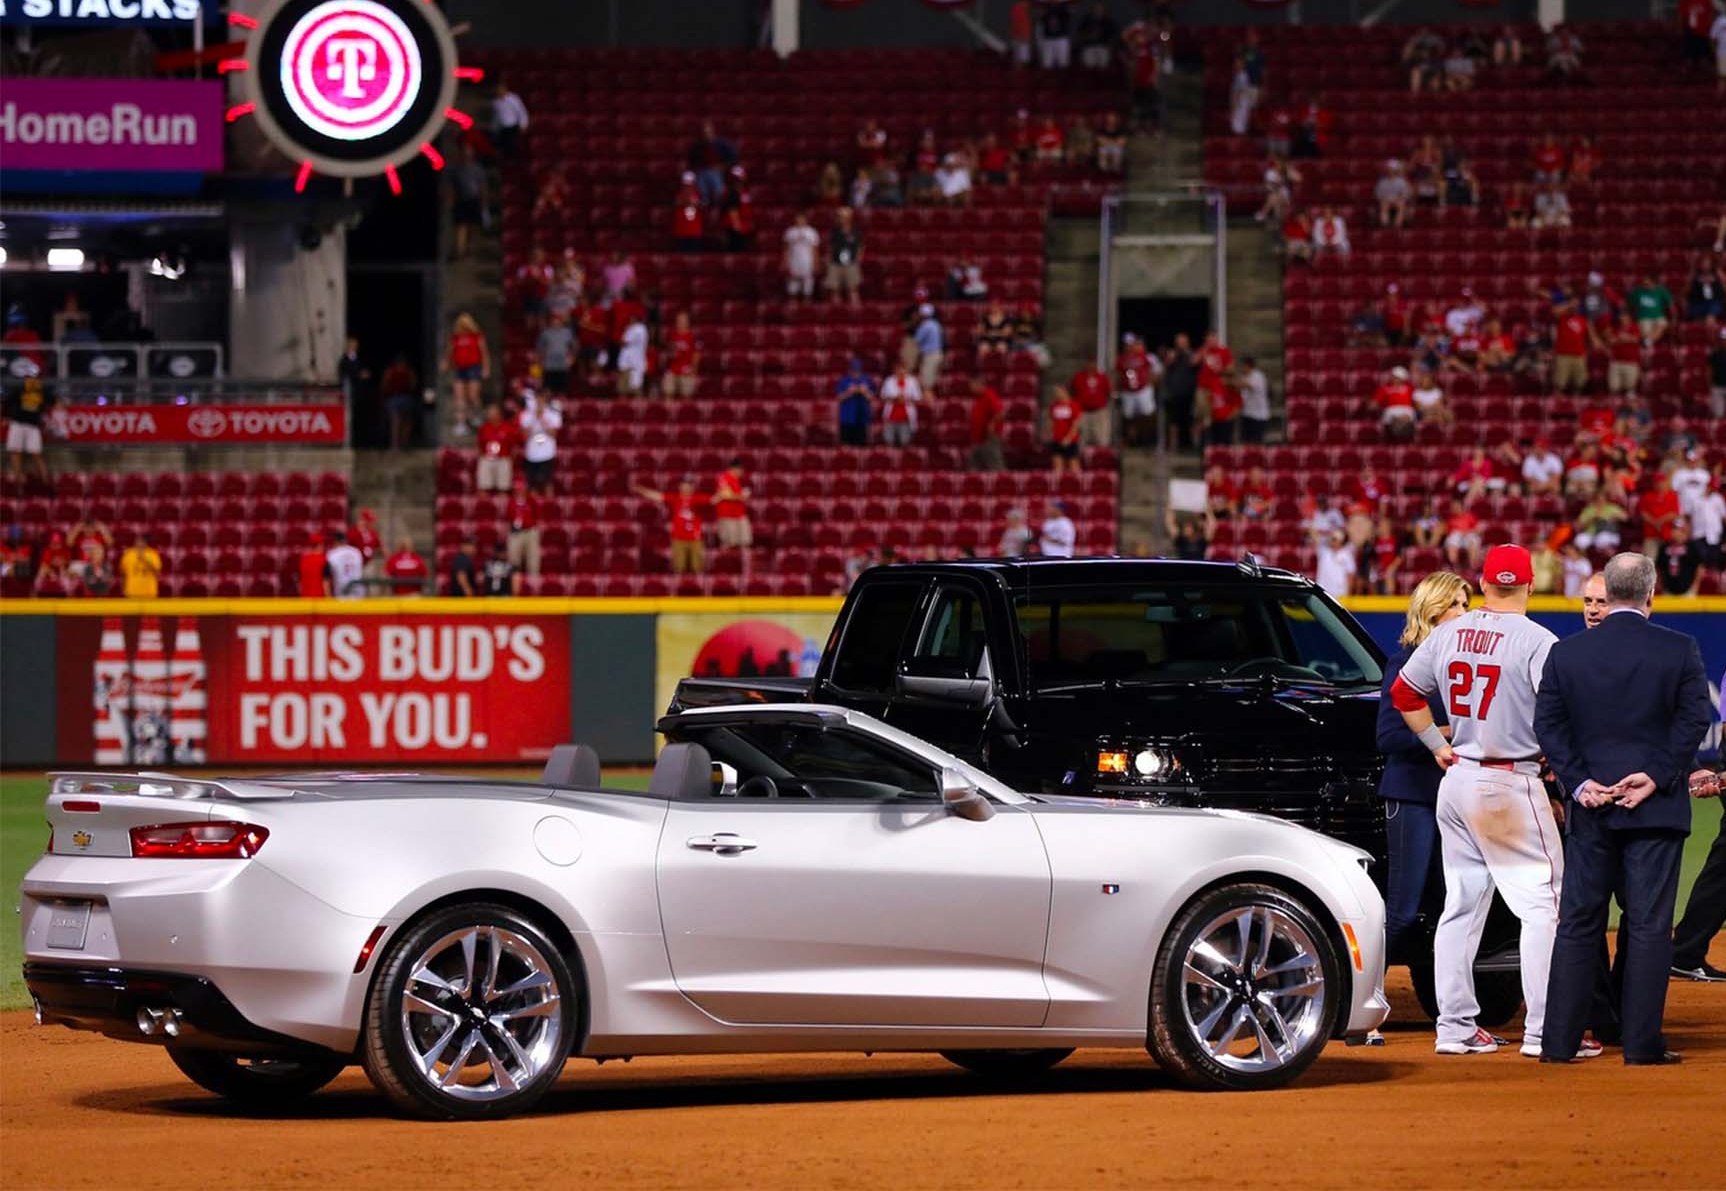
[3,962,1721,1191]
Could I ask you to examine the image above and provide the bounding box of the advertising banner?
[0,79,223,172]
[53,403,346,445]
[654,610,840,721]
[0,0,218,27]
[56,614,571,764]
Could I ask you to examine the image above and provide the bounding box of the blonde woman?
[1377,571,1471,964]
[445,312,489,432]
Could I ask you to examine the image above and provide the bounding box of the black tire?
[1408,963,1523,1028]
[361,903,578,1120]
[1147,882,1341,1092]
[939,1048,1074,1078]
[168,1048,347,1107]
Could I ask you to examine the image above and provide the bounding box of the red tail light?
[130,821,270,859]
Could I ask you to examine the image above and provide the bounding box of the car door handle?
[686,833,758,855]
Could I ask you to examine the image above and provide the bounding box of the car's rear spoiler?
[48,772,298,802]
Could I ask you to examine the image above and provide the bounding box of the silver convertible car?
[21,704,1388,1119]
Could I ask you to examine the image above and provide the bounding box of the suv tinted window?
[830,581,923,693]
[909,585,988,678]
[1015,584,1382,687]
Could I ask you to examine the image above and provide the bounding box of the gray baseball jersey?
[1399,608,1558,761]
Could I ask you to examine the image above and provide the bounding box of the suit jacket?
[1376,645,1449,805]
[1534,611,1712,834]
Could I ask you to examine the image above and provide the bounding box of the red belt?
[1464,757,1539,771]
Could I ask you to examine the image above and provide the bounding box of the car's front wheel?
[939,1048,1074,1078]
[1147,883,1341,1091]
[168,1049,348,1107]
[362,904,578,1119]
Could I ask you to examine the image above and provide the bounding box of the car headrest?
[649,742,714,800]
[542,744,602,789]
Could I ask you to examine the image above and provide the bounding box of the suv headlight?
[1133,748,1174,780]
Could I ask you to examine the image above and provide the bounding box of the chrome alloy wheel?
[399,925,564,1101]
[1179,905,1327,1073]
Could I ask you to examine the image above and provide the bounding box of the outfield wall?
[3,596,1723,768]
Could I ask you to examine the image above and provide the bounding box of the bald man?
[1582,571,1608,629]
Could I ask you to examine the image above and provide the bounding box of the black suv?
[672,557,1523,1022]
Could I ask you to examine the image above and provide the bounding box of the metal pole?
[1095,195,1114,373]
[1213,192,1227,344]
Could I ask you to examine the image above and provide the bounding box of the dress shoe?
[1624,1050,1683,1066]
[1670,961,1726,982]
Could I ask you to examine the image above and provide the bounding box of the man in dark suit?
[1534,553,1712,1065]
[1673,766,1726,981]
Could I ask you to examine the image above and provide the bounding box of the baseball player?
[1390,544,1601,1059]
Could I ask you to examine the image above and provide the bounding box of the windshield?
[1015,583,1383,690]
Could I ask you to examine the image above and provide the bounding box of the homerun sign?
[0,79,223,172]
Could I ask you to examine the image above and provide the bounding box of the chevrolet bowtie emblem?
[71,831,93,849]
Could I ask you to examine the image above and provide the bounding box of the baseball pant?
[1672,800,1726,969]
[1433,760,1562,1050]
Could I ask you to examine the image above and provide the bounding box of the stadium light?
[46,248,85,272]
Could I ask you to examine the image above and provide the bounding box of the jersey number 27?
[1447,661,1501,720]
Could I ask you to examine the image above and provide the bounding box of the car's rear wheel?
[939,1048,1074,1078]
[1147,883,1340,1092]
[361,903,577,1120]
[168,1049,347,1107]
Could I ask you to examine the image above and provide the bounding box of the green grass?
[2,774,1721,1012]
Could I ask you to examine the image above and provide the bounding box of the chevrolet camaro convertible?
[22,705,1388,1119]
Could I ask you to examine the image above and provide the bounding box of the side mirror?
[940,765,994,822]
[710,761,739,798]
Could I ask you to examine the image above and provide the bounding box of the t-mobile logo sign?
[278,0,422,143]
[324,36,378,100]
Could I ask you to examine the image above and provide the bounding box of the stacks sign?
[130,618,171,766]
[242,0,458,179]
[169,620,208,764]
[93,617,130,766]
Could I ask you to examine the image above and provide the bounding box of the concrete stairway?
[1224,217,1285,434]
[347,451,437,555]
[1114,69,1206,555]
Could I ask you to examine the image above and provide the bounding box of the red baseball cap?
[1481,544,1533,588]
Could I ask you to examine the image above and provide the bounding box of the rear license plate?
[46,902,92,950]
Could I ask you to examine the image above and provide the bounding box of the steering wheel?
[737,775,780,799]
[1219,658,1280,681]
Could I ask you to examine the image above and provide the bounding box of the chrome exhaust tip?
[161,1009,182,1038]
[32,997,43,1026]
[136,1006,164,1036]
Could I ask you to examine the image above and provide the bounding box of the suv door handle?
[686,833,758,855]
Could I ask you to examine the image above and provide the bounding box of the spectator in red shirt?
[505,475,542,577]
[635,476,711,575]
[1046,385,1082,475]
[1568,136,1600,186]
[1205,376,1242,447]
[1374,365,1417,440]
[719,166,756,252]
[1564,440,1603,498]
[1115,333,1160,446]
[664,310,700,398]
[476,402,519,492]
[1606,313,1644,394]
[298,533,331,598]
[1239,467,1273,520]
[350,509,381,568]
[1480,317,1516,372]
[671,172,705,253]
[445,312,489,432]
[1531,132,1567,183]
[1638,471,1682,550]
[1550,298,1591,393]
[880,363,923,447]
[1291,96,1331,159]
[713,459,752,549]
[966,379,1006,472]
[1679,0,1717,70]
[1033,117,1065,164]
[1501,181,1531,230]
[384,536,429,596]
[1452,446,1495,503]
[1070,359,1113,446]
[514,246,554,324]
[1205,464,1239,520]
[977,133,1014,185]
[1281,209,1313,264]
[1443,504,1483,571]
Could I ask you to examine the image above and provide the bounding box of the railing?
[0,340,226,391]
